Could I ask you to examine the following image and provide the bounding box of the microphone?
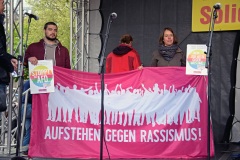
[110,12,117,19]
[25,13,39,20]
[213,3,221,9]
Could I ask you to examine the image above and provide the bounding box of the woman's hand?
[138,64,143,70]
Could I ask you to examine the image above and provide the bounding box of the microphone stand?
[98,14,115,160]
[205,8,218,160]
[15,55,24,158]
[13,16,32,160]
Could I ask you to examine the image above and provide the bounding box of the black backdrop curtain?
[99,0,239,143]
[222,31,240,142]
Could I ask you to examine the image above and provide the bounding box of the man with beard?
[22,22,70,155]
[24,21,71,68]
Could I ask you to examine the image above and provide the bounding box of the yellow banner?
[192,0,240,32]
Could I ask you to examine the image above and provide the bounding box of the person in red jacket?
[24,22,71,69]
[106,34,142,73]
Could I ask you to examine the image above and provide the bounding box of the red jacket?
[24,39,71,69]
[106,44,141,73]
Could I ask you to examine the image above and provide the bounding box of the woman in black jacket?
[151,27,186,67]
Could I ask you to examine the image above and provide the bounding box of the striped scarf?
[158,44,178,61]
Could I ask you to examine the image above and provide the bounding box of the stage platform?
[0,142,239,160]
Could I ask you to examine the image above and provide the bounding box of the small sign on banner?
[28,60,54,94]
[186,44,208,75]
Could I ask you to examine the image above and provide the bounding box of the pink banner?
[29,66,214,159]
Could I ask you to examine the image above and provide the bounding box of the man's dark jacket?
[0,14,15,84]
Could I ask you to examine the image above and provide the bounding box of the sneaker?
[21,145,29,151]
[22,150,28,156]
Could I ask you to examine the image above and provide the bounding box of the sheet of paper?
[28,60,54,94]
[186,44,208,75]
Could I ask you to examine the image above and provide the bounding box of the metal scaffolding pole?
[70,0,102,73]
[71,0,89,72]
